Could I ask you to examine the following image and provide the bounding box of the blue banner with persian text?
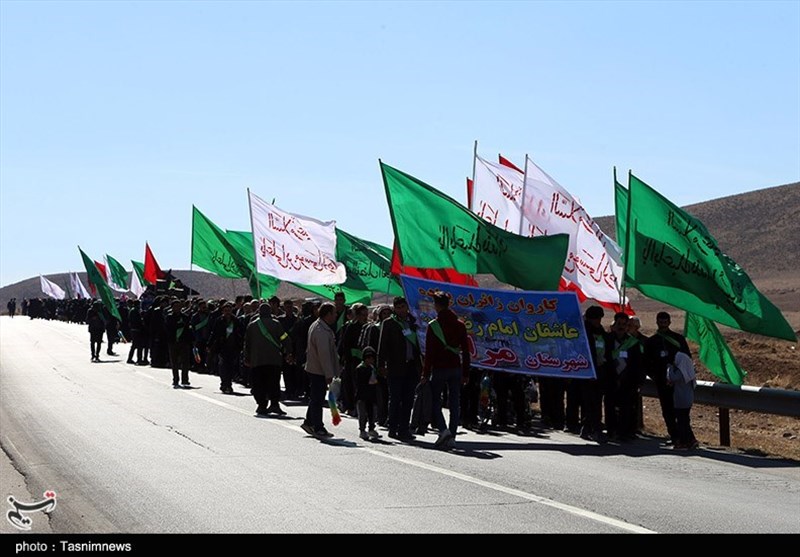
[401,275,596,379]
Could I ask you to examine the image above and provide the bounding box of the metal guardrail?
[640,378,800,446]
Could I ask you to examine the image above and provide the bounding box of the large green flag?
[191,206,252,279]
[105,255,129,292]
[333,229,402,296]
[620,173,795,341]
[226,229,372,304]
[221,229,281,299]
[380,162,568,291]
[192,206,270,298]
[685,312,747,385]
[79,247,121,321]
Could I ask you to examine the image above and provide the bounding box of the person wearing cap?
[244,303,293,416]
[355,346,381,441]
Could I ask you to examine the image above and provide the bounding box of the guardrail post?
[719,408,731,447]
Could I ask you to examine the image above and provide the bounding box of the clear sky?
[1,0,798,288]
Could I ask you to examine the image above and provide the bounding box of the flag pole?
[621,169,633,307]
[246,188,262,300]
[470,140,478,205]
[519,155,530,236]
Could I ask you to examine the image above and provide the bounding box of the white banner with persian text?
[471,154,626,307]
[248,191,346,285]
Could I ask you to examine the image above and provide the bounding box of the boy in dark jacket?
[356,347,381,441]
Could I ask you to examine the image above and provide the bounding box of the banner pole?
[519,155,529,236]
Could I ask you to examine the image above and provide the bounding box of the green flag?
[131,260,147,285]
[222,229,281,299]
[191,206,253,279]
[79,247,121,321]
[380,162,568,291]
[227,229,373,304]
[685,312,747,386]
[621,173,795,341]
[614,178,629,256]
[333,229,402,296]
[105,255,129,292]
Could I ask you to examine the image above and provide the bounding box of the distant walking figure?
[7,298,16,318]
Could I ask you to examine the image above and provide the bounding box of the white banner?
[129,267,145,299]
[69,272,91,299]
[472,154,626,307]
[40,275,66,300]
[248,191,346,285]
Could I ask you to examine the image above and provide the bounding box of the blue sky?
[1,0,798,288]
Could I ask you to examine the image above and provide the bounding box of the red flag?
[390,243,478,286]
[466,177,474,211]
[144,243,166,285]
[498,154,523,173]
[94,261,108,282]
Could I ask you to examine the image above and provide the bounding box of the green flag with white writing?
[380,162,568,291]
[79,247,121,321]
[621,173,795,341]
[685,312,747,385]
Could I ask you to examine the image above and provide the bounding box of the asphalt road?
[1,316,798,533]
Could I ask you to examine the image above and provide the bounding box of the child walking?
[356,347,381,441]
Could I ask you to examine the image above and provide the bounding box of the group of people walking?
[7,289,697,451]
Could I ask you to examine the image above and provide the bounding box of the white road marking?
[134,369,656,533]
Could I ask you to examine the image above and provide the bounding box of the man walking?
[422,292,470,450]
[244,303,293,416]
[302,302,340,438]
[378,297,421,442]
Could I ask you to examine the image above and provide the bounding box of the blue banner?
[401,275,596,379]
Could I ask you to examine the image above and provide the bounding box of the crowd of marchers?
[8,291,698,451]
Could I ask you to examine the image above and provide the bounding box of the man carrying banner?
[422,292,471,450]
[378,297,421,442]
[645,312,691,445]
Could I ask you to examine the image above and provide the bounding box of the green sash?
[257,319,287,350]
[428,320,460,355]
[392,315,418,346]
[612,336,640,360]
